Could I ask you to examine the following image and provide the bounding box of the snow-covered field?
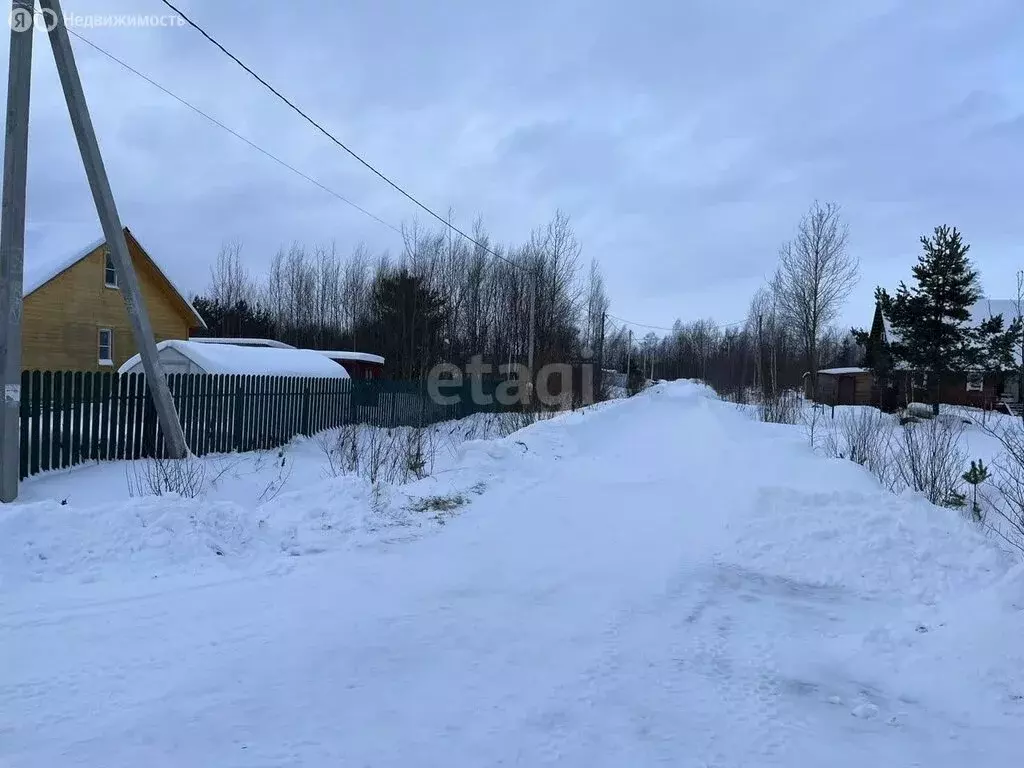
[2,381,1022,766]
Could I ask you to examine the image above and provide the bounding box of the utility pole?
[527,272,535,405]
[38,0,187,460]
[0,0,34,503]
[1017,270,1024,419]
[626,328,632,378]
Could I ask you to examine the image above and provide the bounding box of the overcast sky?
[4,0,1023,335]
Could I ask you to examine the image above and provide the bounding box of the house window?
[103,249,118,288]
[98,328,113,365]
[966,372,984,392]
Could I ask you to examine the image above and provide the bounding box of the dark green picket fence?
[17,370,506,480]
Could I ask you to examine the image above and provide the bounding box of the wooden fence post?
[141,376,158,458]
[233,376,246,451]
[300,380,311,436]
[18,370,29,480]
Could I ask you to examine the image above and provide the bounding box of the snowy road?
[3,383,1022,766]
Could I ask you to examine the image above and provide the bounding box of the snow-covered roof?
[118,340,350,378]
[817,367,870,375]
[879,298,1024,367]
[968,298,1023,327]
[22,229,206,328]
[882,298,1023,343]
[190,337,296,349]
[308,350,386,365]
[22,235,106,296]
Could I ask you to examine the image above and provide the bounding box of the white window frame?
[98,328,114,366]
[103,248,119,289]
[966,372,984,392]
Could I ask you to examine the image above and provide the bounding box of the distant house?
[830,298,1024,411]
[21,228,206,372]
[311,351,386,379]
[118,340,350,379]
[188,337,387,380]
[803,368,874,406]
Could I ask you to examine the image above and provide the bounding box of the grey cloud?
[2,0,1021,330]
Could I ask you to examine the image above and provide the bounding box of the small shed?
[804,367,873,405]
[118,340,350,378]
[308,350,386,379]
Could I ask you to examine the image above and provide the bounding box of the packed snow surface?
[2,381,1022,767]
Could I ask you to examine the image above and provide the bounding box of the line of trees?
[605,203,1023,424]
[602,200,862,403]
[191,211,610,382]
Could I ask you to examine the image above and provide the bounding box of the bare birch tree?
[772,200,858,398]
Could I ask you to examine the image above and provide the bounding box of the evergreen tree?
[876,225,1021,414]
[962,459,990,522]
[362,268,448,380]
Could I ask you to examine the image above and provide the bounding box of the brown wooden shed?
[804,367,874,405]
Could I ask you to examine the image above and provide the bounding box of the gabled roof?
[23,227,206,328]
[877,297,1024,368]
[23,235,106,297]
[879,298,1024,343]
[118,340,351,378]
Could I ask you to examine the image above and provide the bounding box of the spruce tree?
[874,226,1023,414]
[878,226,977,414]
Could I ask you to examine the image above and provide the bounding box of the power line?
[85,7,665,328]
[606,314,676,332]
[65,29,584,330]
[67,30,404,238]
[159,0,522,272]
[606,312,748,334]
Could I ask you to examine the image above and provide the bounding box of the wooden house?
[804,367,875,406]
[21,228,206,372]
[855,298,1022,412]
[311,351,386,379]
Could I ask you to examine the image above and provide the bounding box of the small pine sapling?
[962,459,990,522]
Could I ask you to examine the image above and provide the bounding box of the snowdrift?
[2,381,1021,766]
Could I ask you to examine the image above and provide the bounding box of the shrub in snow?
[892,416,967,509]
[319,423,444,487]
[494,410,542,437]
[255,448,292,503]
[819,408,898,489]
[974,418,1024,554]
[758,387,801,425]
[126,455,207,499]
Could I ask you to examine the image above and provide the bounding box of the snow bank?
[0,410,548,586]
[3,380,1023,765]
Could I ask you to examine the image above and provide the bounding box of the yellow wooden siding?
[21,238,193,372]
